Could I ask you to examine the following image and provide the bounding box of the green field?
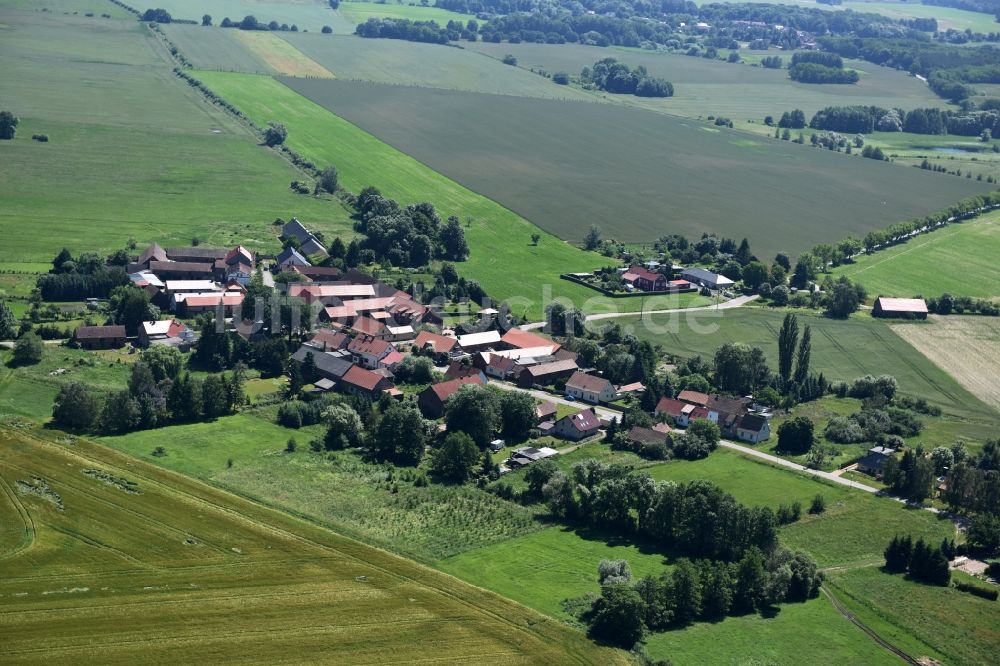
[827,566,1000,666]
[0,9,356,270]
[0,428,623,664]
[832,210,1000,300]
[277,76,989,254]
[140,0,351,32]
[467,41,949,120]
[164,23,276,73]
[338,0,472,25]
[729,0,1000,34]
[193,70,632,319]
[623,303,996,421]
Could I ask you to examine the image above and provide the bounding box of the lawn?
[627,306,997,422]
[0,9,356,274]
[277,76,989,256]
[466,41,949,120]
[193,70,632,319]
[0,428,624,664]
[831,211,1000,300]
[826,566,1000,666]
[436,525,670,620]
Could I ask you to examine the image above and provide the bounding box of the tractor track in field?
[821,585,923,665]
[0,476,36,561]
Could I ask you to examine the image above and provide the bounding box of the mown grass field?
[0,428,623,665]
[467,41,948,120]
[626,306,997,421]
[193,70,629,319]
[277,76,989,255]
[831,211,1000,300]
[892,315,1000,413]
[827,566,1000,666]
[164,23,276,73]
[233,29,334,77]
[0,9,356,271]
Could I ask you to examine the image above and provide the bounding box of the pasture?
[0,429,622,664]
[277,76,989,256]
[193,70,629,319]
[233,29,334,77]
[832,210,1000,300]
[0,9,355,271]
[135,0,349,32]
[625,307,998,422]
[827,566,1000,666]
[892,315,1000,412]
[467,41,948,120]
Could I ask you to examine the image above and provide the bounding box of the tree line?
[582,58,674,97]
[354,187,469,266]
[788,53,859,84]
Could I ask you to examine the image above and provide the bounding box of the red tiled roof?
[429,375,485,402]
[184,293,244,308]
[445,361,483,380]
[626,265,662,283]
[501,328,558,351]
[656,397,709,420]
[225,245,253,265]
[348,335,392,357]
[413,331,457,353]
[341,364,387,392]
[382,350,405,366]
[566,371,613,393]
[678,390,710,406]
[311,329,349,349]
[350,317,389,337]
[75,325,126,340]
[487,354,517,372]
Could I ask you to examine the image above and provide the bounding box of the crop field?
[827,567,1000,666]
[139,0,348,32]
[731,0,1000,34]
[0,9,355,272]
[337,0,473,25]
[0,429,622,665]
[193,70,630,319]
[832,211,1000,299]
[620,301,996,420]
[466,41,948,120]
[233,29,335,77]
[163,23,276,73]
[281,32,597,99]
[892,315,1000,412]
[277,77,989,256]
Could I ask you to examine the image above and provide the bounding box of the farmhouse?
[74,325,126,350]
[516,358,579,388]
[483,353,518,379]
[622,265,668,292]
[276,247,310,270]
[413,330,458,356]
[735,413,771,443]
[681,267,735,290]
[553,408,601,440]
[858,446,896,478]
[175,292,245,317]
[444,361,487,383]
[417,375,486,418]
[500,328,558,352]
[347,335,394,369]
[872,297,929,320]
[627,425,672,448]
[308,328,350,351]
[678,390,711,407]
[656,397,709,426]
[565,371,617,404]
[339,364,394,399]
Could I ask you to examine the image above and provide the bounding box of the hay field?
[832,211,1000,300]
[0,429,624,665]
[892,315,1000,412]
[278,77,990,255]
[233,29,335,77]
[163,23,276,73]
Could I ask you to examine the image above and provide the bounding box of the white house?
[565,371,616,404]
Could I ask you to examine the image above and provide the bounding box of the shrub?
[31,134,49,142]
[954,581,998,600]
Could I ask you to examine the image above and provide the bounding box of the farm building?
[681,267,735,290]
[291,346,353,382]
[626,425,672,448]
[655,397,710,426]
[412,330,459,356]
[444,361,488,383]
[565,371,617,404]
[483,353,518,379]
[735,414,771,443]
[276,247,310,270]
[347,335,394,369]
[74,325,127,350]
[622,265,668,292]
[308,328,350,351]
[535,401,557,424]
[456,330,502,353]
[508,446,558,468]
[516,358,579,387]
[500,328,558,352]
[678,390,711,407]
[138,319,193,348]
[872,297,928,319]
[339,364,394,400]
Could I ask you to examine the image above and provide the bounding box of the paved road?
[519,294,759,331]
[489,381,618,420]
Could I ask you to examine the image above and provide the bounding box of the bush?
[553,71,570,85]
[809,494,826,514]
[954,581,998,600]
[31,134,49,142]
[321,25,333,34]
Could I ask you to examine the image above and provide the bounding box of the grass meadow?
[831,211,1000,300]
[337,0,472,26]
[735,0,1000,34]
[164,23,277,73]
[277,77,989,255]
[0,9,356,271]
[0,429,623,664]
[232,29,335,77]
[139,0,350,32]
